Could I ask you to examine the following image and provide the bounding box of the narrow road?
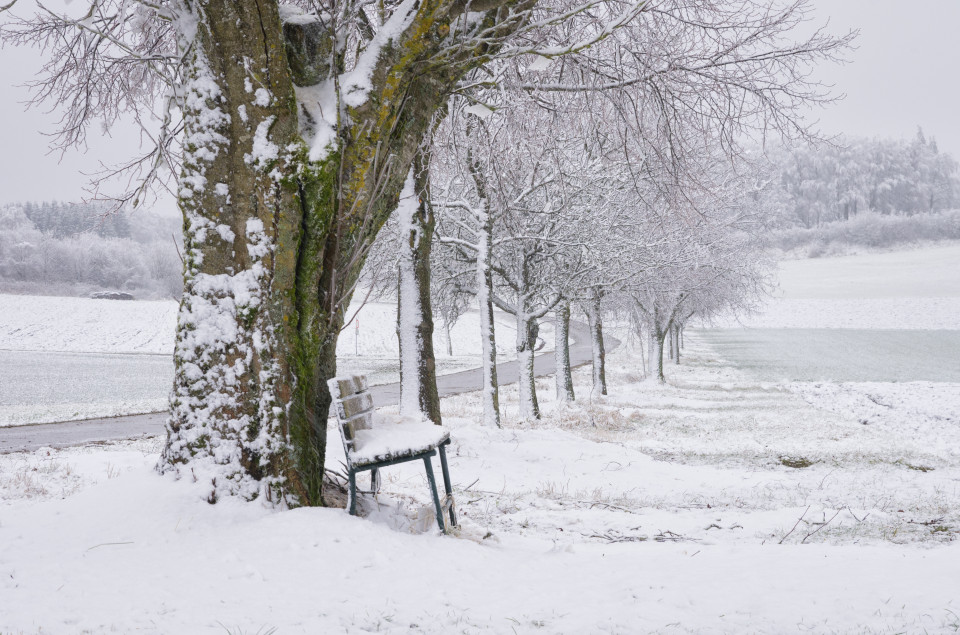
[0,321,618,453]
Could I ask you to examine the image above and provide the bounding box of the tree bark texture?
[652,328,666,382]
[444,321,454,356]
[476,205,502,427]
[397,150,442,424]
[672,325,681,364]
[516,313,541,419]
[585,288,607,396]
[554,300,575,402]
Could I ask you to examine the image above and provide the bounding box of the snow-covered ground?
[0,350,173,426]
[697,328,960,382]
[0,294,177,354]
[0,294,551,357]
[776,243,960,300]
[712,242,960,329]
[2,244,959,632]
[0,296,553,426]
[2,333,960,633]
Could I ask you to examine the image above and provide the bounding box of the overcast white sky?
[1,0,958,212]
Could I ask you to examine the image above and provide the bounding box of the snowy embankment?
[0,295,551,426]
[712,242,960,329]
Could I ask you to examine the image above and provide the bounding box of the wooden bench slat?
[332,374,370,400]
[336,391,374,420]
[344,410,373,431]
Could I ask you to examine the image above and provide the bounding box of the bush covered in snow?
[771,209,960,257]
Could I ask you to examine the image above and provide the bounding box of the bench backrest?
[327,374,374,462]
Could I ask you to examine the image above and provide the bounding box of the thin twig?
[778,504,810,544]
[86,541,134,552]
[801,508,843,544]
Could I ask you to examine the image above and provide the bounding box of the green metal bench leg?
[438,443,457,528]
[348,471,357,516]
[422,456,446,533]
[370,467,380,494]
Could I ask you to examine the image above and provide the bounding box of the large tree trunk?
[159,0,526,504]
[554,299,575,403]
[397,151,442,424]
[516,313,541,419]
[159,0,333,505]
[585,288,607,396]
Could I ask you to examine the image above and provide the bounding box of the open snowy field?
[699,328,960,382]
[2,244,959,631]
[2,334,960,633]
[777,242,960,299]
[0,296,552,426]
[712,242,960,330]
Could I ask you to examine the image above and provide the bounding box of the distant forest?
[0,201,183,299]
[766,130,960,254]
[770,131,958,225]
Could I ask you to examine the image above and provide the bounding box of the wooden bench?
[327,374,458,533]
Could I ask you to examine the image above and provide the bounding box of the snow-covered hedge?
[772,209,960,257]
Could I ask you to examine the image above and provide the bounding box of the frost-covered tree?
[395,147,443,424]
[432,89,607,420]
[3,0,849,503]
[626,163,774,382]
[5,0,639,504]
[431,102,506,427]
[770,130,960,228]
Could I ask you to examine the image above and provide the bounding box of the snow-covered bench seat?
[327,374,458,532]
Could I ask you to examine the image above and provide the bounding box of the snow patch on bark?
[396,172,424,418]
[338,0,418,108]
[161,218,289,503]
[245,116,279,169]
[176,6,228,200]
[295,82,338,161]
